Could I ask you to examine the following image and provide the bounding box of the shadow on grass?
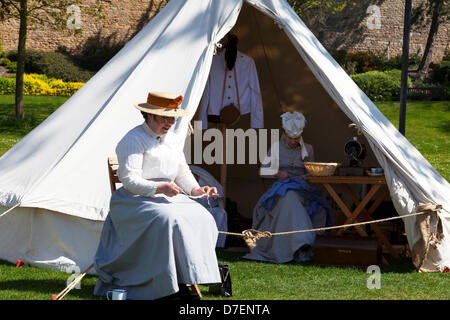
[434,119,450,133]
[0,278,101,300]
[216,248,248,263]
[0,260,101,300]
[380,256,417,274]
[217,248,417,273]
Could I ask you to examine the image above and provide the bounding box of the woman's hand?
[191,186,219,198]
[155,182,183,197]
[276,170,292,180]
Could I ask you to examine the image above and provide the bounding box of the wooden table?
[307,175,400,261]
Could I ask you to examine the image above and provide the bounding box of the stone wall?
[0,0,169,53]
[310,0,449,62]
[0,0,448,62]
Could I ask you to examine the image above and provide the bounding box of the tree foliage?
[0,0,102,27]
[412,0,449,28]
[287,0,355,16]
[0,0,102,119]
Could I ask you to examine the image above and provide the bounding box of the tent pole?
[220,123,227,202]
[399,0,412,136]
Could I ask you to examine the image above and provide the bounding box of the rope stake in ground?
[220,203,443,248]
[55,264,93,300]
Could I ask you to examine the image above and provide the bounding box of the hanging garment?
[199,50,264,129]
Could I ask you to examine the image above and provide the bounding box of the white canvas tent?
[0,0,449,274]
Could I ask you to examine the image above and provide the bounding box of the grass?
[0,95,68,156]
[0,95,449,300]
[0,260,101,300]
[212,250,449,300]
[0,250,449,300]
[376,101,450,181]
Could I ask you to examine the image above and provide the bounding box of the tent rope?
[219,203,443,248]
[0,202,21,218]
[55,264,93,300]
[53,204,443,299]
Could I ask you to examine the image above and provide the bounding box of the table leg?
[322,183,368,237]
[335,184,380,236]
[340,185,400,259]
[323,183,389,265]
[345,184,382,224]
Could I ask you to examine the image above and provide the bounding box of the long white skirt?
[93,187,221,300]
[243,190,327,263]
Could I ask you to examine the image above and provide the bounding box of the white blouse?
[199,50,264,129]
[115,122,200,197]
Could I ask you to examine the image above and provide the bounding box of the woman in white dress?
[244,111,332,263]
[94,92,222,300]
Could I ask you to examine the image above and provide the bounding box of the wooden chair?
[107,157,202,298]
[257,161,276,195]
[108,157,120,193]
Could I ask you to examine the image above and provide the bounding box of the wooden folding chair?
[108,157,120,193]
[106,157,202,298]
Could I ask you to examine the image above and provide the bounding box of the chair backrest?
[108,157,120,193]
[257,161,267,194]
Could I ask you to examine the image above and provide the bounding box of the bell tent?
[0,0,448,273]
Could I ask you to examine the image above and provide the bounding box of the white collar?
[142,121,161,141]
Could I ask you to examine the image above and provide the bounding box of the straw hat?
[281,111,306,138]
[134,91,189,117]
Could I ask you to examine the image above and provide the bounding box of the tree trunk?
[15,0,27,120]
[417,0,443,74]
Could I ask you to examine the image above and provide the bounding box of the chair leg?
[187,284,202,297]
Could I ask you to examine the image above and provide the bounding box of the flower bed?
[0,73,84,96]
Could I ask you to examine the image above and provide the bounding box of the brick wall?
[0,0,448,61]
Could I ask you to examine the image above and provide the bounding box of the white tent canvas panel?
[0,0,448,274]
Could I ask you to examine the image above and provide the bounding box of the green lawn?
[1,250,449,300]
[0,95,449,300]
[0,95,68,156]
[376,101,449,181]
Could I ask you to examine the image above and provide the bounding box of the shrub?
[0,76,15,95]
[431,60,449,86]
[0,58,17,73]
[351,69,411,101]
[378,53,421,71]
[0,42,16,73]
[0,42,6,59]
[6,50,94,82]
[333,50,383,74]
[333,50,422,74]
[0,73,84,96]
[346,51,384,73]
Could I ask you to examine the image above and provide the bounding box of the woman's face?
[147,114,176,136]
[284,132,302,148]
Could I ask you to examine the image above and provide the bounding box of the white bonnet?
[281,111,306,138]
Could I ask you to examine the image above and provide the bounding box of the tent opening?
[191,3,386,224]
